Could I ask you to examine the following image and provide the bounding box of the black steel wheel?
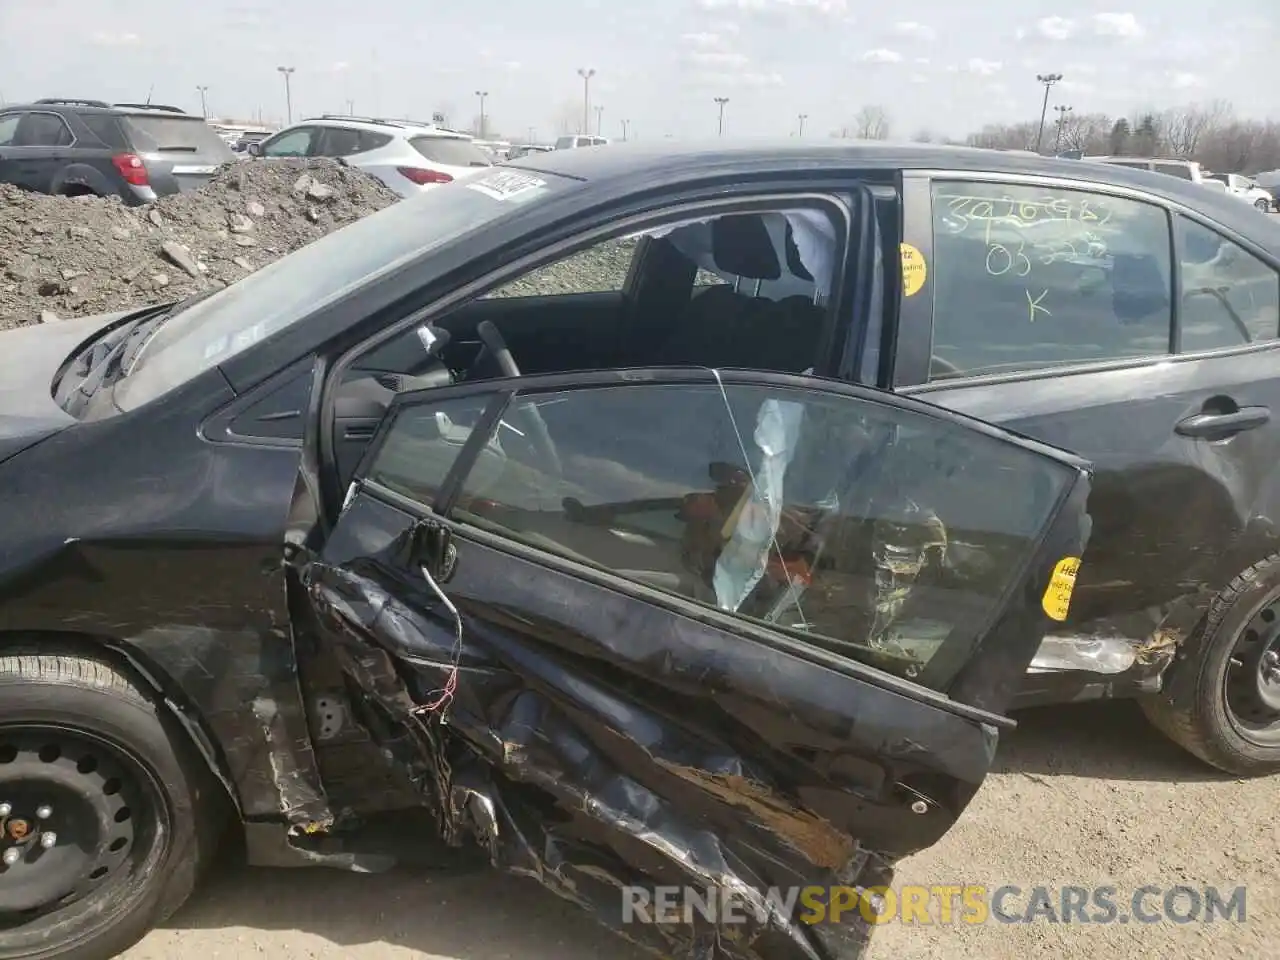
[1143,554,1280,775]
[1255,198,1272,212]
[0,649,218,960]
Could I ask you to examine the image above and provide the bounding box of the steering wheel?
[474,321,563,479]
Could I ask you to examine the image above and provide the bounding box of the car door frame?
[310,185,873,529]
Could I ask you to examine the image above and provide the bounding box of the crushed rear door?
[295,367,1091,959]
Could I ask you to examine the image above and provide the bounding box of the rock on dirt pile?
[0,159,399,330]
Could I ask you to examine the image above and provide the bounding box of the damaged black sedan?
[20,138,1280,958]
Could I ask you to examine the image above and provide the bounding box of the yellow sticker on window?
[1042,556,1080,622]
[900,242,927,297]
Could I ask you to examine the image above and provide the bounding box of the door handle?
[1175,405,1270,440]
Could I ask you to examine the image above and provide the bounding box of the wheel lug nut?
[35,806,51,820]
[0,803,10,817]
[39,832,57,849]
[2,847,20,866]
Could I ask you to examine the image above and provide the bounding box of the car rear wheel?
[1142,555,1280,776]
[0,649,218,959]
[1255,198,1271,212]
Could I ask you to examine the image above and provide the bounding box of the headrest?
[783,222,814,281]
[712,215,782,281]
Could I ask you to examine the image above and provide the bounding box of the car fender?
[50,161,117,197]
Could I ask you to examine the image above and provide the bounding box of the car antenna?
[145,83,153,106]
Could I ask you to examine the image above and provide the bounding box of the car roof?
[3,100,198,119]
[507,139,1280,245]
[290,116,473,140]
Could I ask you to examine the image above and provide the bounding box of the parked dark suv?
[0,99,235,204]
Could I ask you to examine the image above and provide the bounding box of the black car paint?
[0,141,1269,954]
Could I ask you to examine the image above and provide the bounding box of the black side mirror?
[247,142,263,157]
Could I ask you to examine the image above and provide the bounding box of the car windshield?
[409,136,492,167]
[114,168,573,410]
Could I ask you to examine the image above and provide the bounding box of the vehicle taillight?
[111,153,149,187]
[396,166,453,185]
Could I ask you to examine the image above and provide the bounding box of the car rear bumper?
[1015,632,1171,707]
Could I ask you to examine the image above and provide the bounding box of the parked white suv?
[1206,172,1276,212]
[1088,156,1209,184]
[554,134,610,149]
[249,116,492,197]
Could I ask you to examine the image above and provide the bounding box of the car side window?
[363,380,1074,688]
[262,127,315,158]
[0,114,19,146]
[1177,216,1280,351]
[314,126,364,157]
[481,235,640,298]
[17,113,74,147]
[929,180,1173,380]
[1154,162,1194,180]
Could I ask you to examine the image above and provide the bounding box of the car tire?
[1141,554,1280,776]
[0,648,221,959]
[1255,198,1271,212]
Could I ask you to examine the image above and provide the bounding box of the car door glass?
[481,235,641,298]
[365,395,496,506]
[315,126,363,157]
[1178,217,1280,350]
[368,380,1075,687]
[18,113,74,147]
[262,127,315,157]
[0,114,20,146]
[929,181,1173,380]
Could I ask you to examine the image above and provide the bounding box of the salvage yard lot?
[125,702,1275,960]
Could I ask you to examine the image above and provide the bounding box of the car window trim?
[347,366,1090,730]
[262,125,317,157]
[15,110,78,148]
[901,168,1280,391]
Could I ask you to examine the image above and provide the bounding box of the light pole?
[527,126,536,144]
[1034,72,1062,153]
[797,113,808,138]
[277,66,295,124]
[595,105,604,135]
[345,99,355,115]
[714,96,729,136]
[1053,104,1073,153]
[196,85,209,118]
[577,68,595,135]
[475,90,488,138]
[621,118,630,141]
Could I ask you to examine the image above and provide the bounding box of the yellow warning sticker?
[900,242,927,297]
[1042,556,1080,621]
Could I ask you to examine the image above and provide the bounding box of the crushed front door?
[296,367,1091,960]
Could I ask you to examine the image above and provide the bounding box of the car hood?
[0,311,130,463]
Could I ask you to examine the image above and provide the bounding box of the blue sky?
[1,0,1275,141]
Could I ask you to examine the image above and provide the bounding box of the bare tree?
[853,105,891,140]
[1162,99,1232,157]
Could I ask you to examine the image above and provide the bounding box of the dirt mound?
[0,159,399,330]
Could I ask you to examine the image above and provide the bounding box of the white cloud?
[88,31,140,46]
[1036,16,1076,40]
[1058,79,1096,94]
[860,48,903,64]
[1169,71,1203,89]
[1065,61,1098,76]
[692,69,785,87]
[330,61,350,73]
[685,49,751,67]
[680,31,726,48]
[1092,12,1143,39]
[909,72,928,84]
[696,0,847,14]
[966,58,1002,76]
[893,21,936,41]
[914,57,930,65]
[502,60,522,72]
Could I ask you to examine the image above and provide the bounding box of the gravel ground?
[122,701,1275,960]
